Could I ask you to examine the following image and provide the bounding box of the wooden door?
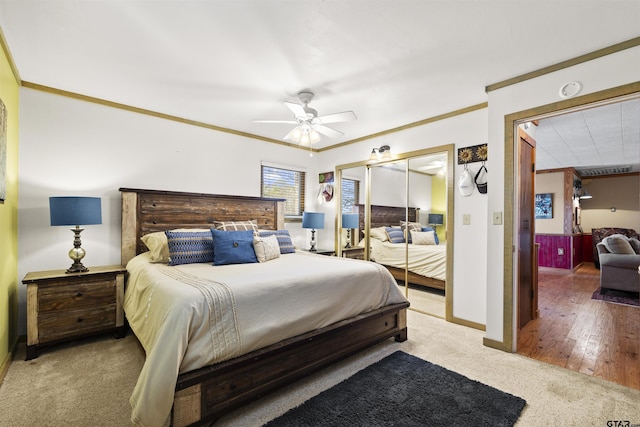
[518,128,536,329]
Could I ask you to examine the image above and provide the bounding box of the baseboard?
[0,335,21,385]
[483,336,511,352]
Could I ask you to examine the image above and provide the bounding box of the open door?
[518,127,537,329]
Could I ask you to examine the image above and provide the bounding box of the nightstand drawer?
[38,305,116,342]
[38,280,116,312]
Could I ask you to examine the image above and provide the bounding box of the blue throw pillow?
[421,226,440,245]
[385,227,405,244]
[258,230,296,254]
[211,229,258,265]
[165,230,215,266]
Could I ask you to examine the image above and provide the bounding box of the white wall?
[485,46,640,347]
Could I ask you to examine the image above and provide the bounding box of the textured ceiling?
[0,0,638,172]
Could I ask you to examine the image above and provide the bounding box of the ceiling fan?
[254,90,357,145]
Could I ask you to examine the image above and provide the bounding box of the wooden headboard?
[119,188,285,265]
[356,204,419,237]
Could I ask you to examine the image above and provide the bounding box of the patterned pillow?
[165,230,215,266]
[401,221,422,243]
[213,220,258,232]
[253,234,281,262]
[385,227,405,244]
[258,230,296,254]
[411,230,436,245]
[421,226,440,245]
[211,229,258,265]
[603,234,635,255]
[142,228,212,263]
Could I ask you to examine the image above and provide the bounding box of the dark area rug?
[263,351,526,427]
[591,288,639,307]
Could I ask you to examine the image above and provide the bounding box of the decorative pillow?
[401,221,422,243]
[211,229,258,265]
[629,238,640,255]
[253,234,281,262]
[421,226,440,245]
[165,230,215,266]
[602,234,635,255]
[141,228,212,263]
[369,226,389,242]
[385,227,405,244]
[258,230,296,254]
[213,220,258,232]
[411,230,436,246]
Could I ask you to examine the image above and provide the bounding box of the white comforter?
[125,251,407,427]
[364,238,447,281]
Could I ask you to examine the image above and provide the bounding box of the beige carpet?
[1,311,639,426]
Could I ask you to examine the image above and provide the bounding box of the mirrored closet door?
[336,146,454,319]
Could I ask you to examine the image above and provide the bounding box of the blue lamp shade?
[428,213,444,225]
[342,213,359,229]
[302,212,325,230]
[50,197,102,226]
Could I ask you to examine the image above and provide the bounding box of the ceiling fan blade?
[284,101,307,118]
[253,119,298,124]
[316,110,357,124]
[314,124,344,139]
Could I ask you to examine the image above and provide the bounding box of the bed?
[120,188,409,427]
[356,204,446,291]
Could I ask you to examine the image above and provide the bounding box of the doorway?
[506,83,640,353]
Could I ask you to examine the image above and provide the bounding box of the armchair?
[596,239,640,293]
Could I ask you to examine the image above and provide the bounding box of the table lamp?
[50,196,102,273]
[302,211,324,252]
[428,213,444,231]
[341,213,359,248]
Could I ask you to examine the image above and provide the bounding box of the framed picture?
[575,206,581,225]
[535,193,553,219]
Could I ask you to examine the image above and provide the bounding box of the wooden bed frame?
[356,204,446,291]
[120,188,409,426]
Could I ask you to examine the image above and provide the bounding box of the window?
[341,178,360,213]
[261,165,305,217]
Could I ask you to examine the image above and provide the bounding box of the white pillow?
[369,226,389,241]
[410,230,436,246]
[253,234,281,262]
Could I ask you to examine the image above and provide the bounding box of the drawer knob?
[77,318,83,323]
[76,292,83,297]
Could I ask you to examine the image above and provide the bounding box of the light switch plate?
[463,214,471,225]
[493,211,503,225]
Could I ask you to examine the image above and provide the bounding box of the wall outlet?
[463,214,471,225]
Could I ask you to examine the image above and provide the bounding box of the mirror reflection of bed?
[338,152,448,318]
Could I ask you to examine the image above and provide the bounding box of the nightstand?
[22,265,127,360]
[342,247,364,259]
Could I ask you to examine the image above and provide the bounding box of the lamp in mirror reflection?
[49,196,102,273]
[302,211,325,252]
[341,213,359,248]
[428,213,444,232]
[369,145,392,161]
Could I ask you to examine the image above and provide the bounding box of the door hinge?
[532,163,536,172]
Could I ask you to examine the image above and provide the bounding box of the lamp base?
[66,226,89,274]
[309,229,317,251]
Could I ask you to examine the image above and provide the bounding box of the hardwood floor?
[517,262,640,390]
